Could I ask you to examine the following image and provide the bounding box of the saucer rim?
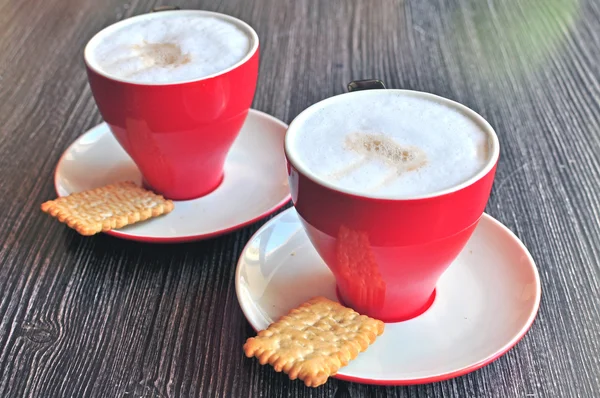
[53,109,292,243]
[235,207,541,385]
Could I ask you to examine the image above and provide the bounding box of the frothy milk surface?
[288,92,491,197]
[90,14,252,84]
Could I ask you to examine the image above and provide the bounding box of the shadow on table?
[59,222,255,282]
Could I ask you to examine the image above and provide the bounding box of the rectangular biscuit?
[41,181,174,236]
[243,296,384,387]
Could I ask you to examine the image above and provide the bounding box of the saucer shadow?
[62,227,243,284]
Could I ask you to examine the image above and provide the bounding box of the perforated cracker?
[41,181,174,236]
[243,296,385,387]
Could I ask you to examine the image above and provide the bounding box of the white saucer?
[55,109,291,242]
[236,208,541,385]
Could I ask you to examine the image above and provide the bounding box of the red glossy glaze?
[285,89,499,322]
[85,12,259,200]
[288,163,497,322]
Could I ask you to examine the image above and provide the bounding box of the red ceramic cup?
[285,87,499,322]
[83,10,259,200]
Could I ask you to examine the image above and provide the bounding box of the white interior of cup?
[84,10,259,86]
[285,89,500,200]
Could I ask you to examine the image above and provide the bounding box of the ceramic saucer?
[236,208,541,385]
[55,109,291,242]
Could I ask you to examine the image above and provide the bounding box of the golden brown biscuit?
[243,296,384,387]
[41,181,174,236]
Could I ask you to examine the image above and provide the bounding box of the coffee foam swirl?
[90,14,251,84]
[346,132,427,173]
[330,133,428,190]
[132,41,191,69]
[289,93,490,198]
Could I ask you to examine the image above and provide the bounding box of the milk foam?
[90,14,252,84]
[289,92,491,197]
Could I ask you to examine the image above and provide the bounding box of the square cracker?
[41,181,174,236]
[243,296,385,387]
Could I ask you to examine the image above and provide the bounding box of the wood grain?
[0,0,599,397]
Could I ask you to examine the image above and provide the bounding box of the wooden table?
[1,0,599,396]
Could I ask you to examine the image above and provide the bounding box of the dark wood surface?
[1,0,599,397]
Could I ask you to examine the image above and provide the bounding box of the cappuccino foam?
[90,13,252,84]
[288,92,491,197]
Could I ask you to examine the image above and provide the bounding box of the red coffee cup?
[285,82,499,322]
[84,10,259,200]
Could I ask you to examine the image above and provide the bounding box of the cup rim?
[285,89,500,201]
[83,9,259,86]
